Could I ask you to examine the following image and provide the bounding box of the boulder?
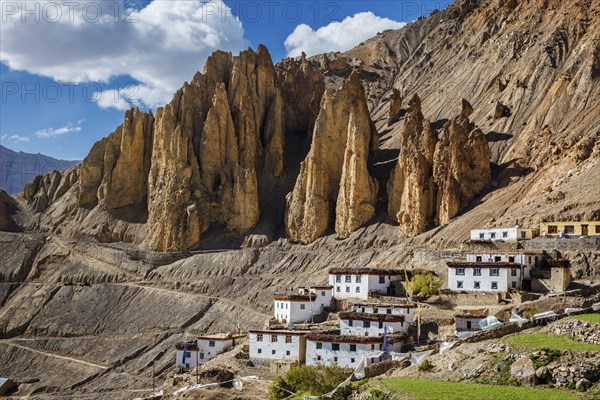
[510,356,537,386]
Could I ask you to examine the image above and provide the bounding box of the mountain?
[0,0,599,398]
[0,145,79,194]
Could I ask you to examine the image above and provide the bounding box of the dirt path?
[0,340,109,370]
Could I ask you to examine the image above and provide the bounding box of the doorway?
[582,225,588,236]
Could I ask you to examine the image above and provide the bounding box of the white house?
[352,303,417,325]
[197,334,237,364]
[470,227,539,242]
[175,341,199,370]
[305,332,405,368]
[447,262,527,292]
[273,286,333,323]
[466,251,540,268]
[328,267,407,300]
[338,311,408,336]
[248,330,308,364]
[455,310,488,333]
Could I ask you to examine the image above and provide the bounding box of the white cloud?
[35,120,83,138]
[0,1,249,108]
[284,12,405,57]
[1,134,30,143]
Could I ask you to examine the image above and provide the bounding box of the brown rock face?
[0,189,20,232]
[24,169,78,213]
[387,95,437,236]
[286,72,378,244]
[388,98,491,234]
[433,100,491,225]
[387,88,404,125]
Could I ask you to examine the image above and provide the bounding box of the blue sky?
[0,0,452,160]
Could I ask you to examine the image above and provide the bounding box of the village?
[171,220,600,384]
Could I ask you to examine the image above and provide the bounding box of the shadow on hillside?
[487,131,514,142]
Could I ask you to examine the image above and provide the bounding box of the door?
[582,225,588,236]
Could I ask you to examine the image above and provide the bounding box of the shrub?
[528,348,561,370]
[268,364,352,400]
[369,387,390,399]
[410,273,442,300]
[418,359,435,372]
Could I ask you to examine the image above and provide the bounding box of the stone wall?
[551,319,600,344]
[437,291,503,306]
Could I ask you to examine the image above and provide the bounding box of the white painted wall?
[352,305,416,324]
[274,288,332,323]
[329,274,399,300]
[448,267,522,292]
[197,338,233,364]
[249,332,305,362]
[306,340,403,368]
[470,228,537,241]
[176,348,199,369]
[466,252,539,269]
[310,288,332,312]
[339,319,407,335]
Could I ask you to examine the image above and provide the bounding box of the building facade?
[465,251,540,268]
[352,303,417,324]
[338,312,408,336]
[248,330,308,364]
[447,262,526,292]
[197,334,236,365]
[175,341,199,369]
[470,227,539,241]
[305,333,404,368]
[273,286,332,323]
[328,268,406,300]
[454,311,487,333]
[540,221,600,237]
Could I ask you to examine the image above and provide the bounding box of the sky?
[0,0,452,160]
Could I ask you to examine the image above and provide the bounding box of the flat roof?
[310,285,333,289]
[274,293,316,301]
[541,221,599,224]
[306,331,406,344]
[447,262,521,268]
[471,227,537,231]
[175,341,199,350]
[339,311,405,322]
[466,251,541,256]
[455,310,488,318]
[197,333,243,341]
[353,303,417,309]
[329,267,409,276]
[249,330,311,336]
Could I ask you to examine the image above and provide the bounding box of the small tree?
[410,273,442,300]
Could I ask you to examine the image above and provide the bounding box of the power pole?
[152,362,155,394]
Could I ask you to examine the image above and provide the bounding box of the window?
[209,341,215,347]
[508,256,515,263]
[257,334,263,342]
[378,322,383,329]
[521,231,526,239]
[511,281,517,289]
[333,357,338,362]
[476,256,482,262]
[285,335,292,343]
[386,309,392,315]
[331,343,340,351]
[494,256,501,262]
[258,349,262,354]
[200,352,204,359]
[317,355,321,361]
[491,282,498,290]
[300,304,305,310]
[316,342,323,350]
[371,344,375,350]
[455,268,465,276]
[272,350,276,355]
[479,233,484,239]
[467,321,472,330]
[321,291,326,296]
[548,225,558,234]
[184,351,191,358]
[596,225,600,234]
[490,268,499,276]
[336,286,341,292]
[457,281,463,289]
[286,303,288,309]
[379,276,385,283]
[271,335,278,343]
[345,286,350,293]
[490,233,496,239]
[336,275,341,283]
[348,320,353,327]
[351,358,355,363]
[473,268,481,276]
[474,281,481,289]
[363,321,371,328]
[286,350,290,356]
[356,275,362,283]
[355,286,360,293]
[503,231,508,238]
[345,275,352,283]
[350,344,357,352]
[511,268,517,277]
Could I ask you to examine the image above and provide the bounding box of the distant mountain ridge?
[0,145,79,194]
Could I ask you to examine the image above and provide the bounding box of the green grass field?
[568,313,600,323]
[504,333,600,352]
[380,378,579,400]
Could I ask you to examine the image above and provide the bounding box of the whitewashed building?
[447,262,527,292]
[273,286,332,323]
[175,341,199,370]
[455,310,488,333]
[328,267,407,300]
[338,312,408,336]
[466,251,540,268]
[305,332,405,368]
[248,330,308,364]
[352,303,417,325]
[470,227,539,242]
